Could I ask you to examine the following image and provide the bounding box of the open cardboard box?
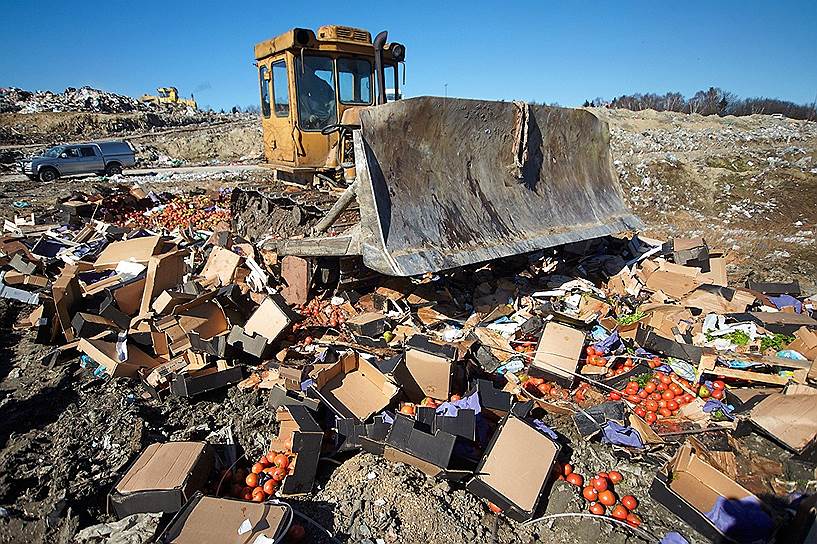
[649,441,775,543]
[269,405,323,495]
[466,413,560,522]
[529,321,584,388]
[78,336,162,378]
[93,235,163,271]
[402,334,458,401]
[383,413,471,480]
[109,441,214,519]
[156,493,288,544]
[310,351,398,422]
[169,364,244,398]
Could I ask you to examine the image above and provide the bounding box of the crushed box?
[109,441,214,519]
[269,405,323,495]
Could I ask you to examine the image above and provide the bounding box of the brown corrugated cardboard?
[749,393,817,459]
[152,291,196,315]
[77,337,162,378]
[649,441,772,543]
[177,302,229,340]
[139,249,189,316]
[269,406,323,495]
[645,261,703,299]
[789,327,817,361]
[311,351,398,421]
[52,264,80,341]
[110,442,214,519]
[243,296,292,342]
[280,255,311,305]
[157,494,288,544]
[466,414,560,522]
[94,236,163,270]
[199,246,242,286]
[530,321,584,387]
[682,286,755,314]
[403,335,457,401]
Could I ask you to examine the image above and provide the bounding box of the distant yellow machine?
[139,87,197,109]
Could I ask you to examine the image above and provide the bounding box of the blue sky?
[2,0,815,111]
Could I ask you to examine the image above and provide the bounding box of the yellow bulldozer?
[139,87,197,109]
[231,25,642,277]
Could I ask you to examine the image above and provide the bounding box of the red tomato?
[626,395,642,404]
[645,411,657,424]
[644,399,659,412]
[608,471,623,484]
[566,473,584,487]
[611,504,629,520]
[659,373,672,385]
[650,392,662,401]
[488,502,503,514]
[659,407,672,417]
[661,389,675,400]
[273,454,290,469]
[712,389,724,400]
[644,382,657,394]
[583,486,599,501]
[262,480,277,495]
[589,502,606,515]
[597,489,616,506]
[621,495,638,510]
[586,346,597,357]
[666,399,679,411]
[251,463,265,475]
[591,476,608,492]
[634,407,647,418]
[562,463,573,476]
[712,380,726,390]
[608,391,622,401]
[626,513,642,527]
[637,389,648,399]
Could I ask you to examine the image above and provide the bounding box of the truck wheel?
[39,168,58,182]
[105,163,123,176]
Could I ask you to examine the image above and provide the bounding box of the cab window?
[259,65,271,118]
[272,61,290,117]
[63,147,80,158]
[80,146,96,157]
[384,63,400,101]
[338,58,372,105]
[295,55,337,131]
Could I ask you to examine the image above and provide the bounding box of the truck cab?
[254,26,405,184]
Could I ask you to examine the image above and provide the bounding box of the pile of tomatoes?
[222,450,294,502]
[522,376,570,401]
[584,346,609,367]
[120,193,231,232]
[558,463,642,527]
[293,298,348,330]
[608,371,697,425]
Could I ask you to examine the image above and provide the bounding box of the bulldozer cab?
[254,26,405,178]
[157,87,177,100]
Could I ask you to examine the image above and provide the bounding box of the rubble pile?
[1,195,817,543]
[1,86,162,114]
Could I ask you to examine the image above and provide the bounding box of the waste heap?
[1,187,816,544]
[0,86,161,114]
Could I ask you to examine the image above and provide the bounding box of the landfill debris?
[1,186,816,544]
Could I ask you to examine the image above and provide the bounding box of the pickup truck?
[21,141,136,182]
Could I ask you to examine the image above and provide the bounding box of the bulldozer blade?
[353,96,643,276]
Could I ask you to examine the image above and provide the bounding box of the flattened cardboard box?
[529,321,584,387]
[747,393,817,462]
[269,405,323,495]
[310,352,399,422]
[157,493,288,544]
[402,335,458,401]
[466,414,560,522]
[649,441,774,543]
[109,441,214,519]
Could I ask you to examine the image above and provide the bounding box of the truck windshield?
[43,146,63,158]
[295,55,337,131]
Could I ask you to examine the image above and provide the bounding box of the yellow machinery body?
[254,26,404,179]
[140,87,197,109]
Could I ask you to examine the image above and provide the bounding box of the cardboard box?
[226,325,272,359]
[268,384,321,412]
[529,321,584,387]
[243,295,296,343]
[789,327,817,361]
[109,441,214,519]
[383,413,470,480]
[747,393,817,462]
[139,249,189,316]
[169,365,244,398]
[735,311,817,335]
[310,351,398,422]
[71,312,117,338]
[403,334,457,401]
[635,325,703,363]
[346,311,388,338]
[649,441,774,543]
[335,414,391,453]
[94,235,163,271]
[269,405,323,495]
[468,378,513,419]
[466,414,560,522]
[199,246,242,286]
[77,337,161,378]
[415,405,476,441]
[156,493,288,544]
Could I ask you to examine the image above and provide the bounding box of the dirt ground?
[0,106,816,544]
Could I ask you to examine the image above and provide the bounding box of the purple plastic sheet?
[594,330,622,355]
[601,420,644,448]
[703,399,734,419]
[435,391,481,417]
[769,294,802,313]
[530,419,559,440]
[704,496,774,543]
[660,532,689,544]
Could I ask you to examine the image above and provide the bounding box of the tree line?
[583,87,817,121]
